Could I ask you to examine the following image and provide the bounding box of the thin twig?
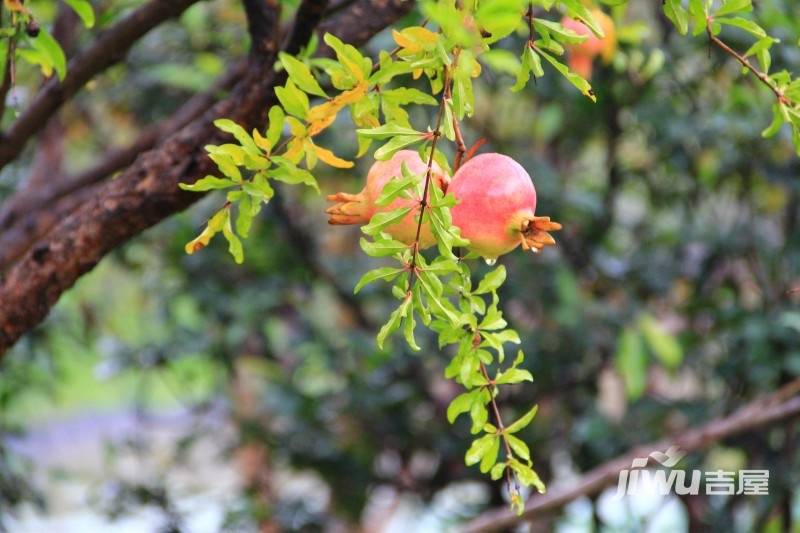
[706,17,789,106]
[408,65,451,284]
[452,114,467,172]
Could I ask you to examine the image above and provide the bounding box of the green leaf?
[715,17,766,38]
[403,311,420,351]
[714,0,752,17]
[214,119,260,155]
[469,398,489,434]
[236,194,261,237]
[512,461,546,493]
[664,0,689,35]
[323,32,371,81]
[475,266,507,294]
[495,368,533,385]
[275,80,309,119]
[357,123,423,139]
[615,326,648,399]
[206,149,242,182]
[744,37,775,73]
[377,297,411,349]
[507,434,531,463]
[762,103,785,138]
[381,87,438,106]
[361,207,412,235]
[375,173,416,206]
[222,212,244,264]
[179,175,237,192]
[374,135,426,160]
[31,29,67,80]
[465,434,496,466]
[268,159,319,191]
[65,0,95,28]
[447,391,475,423]
[538,49,595,101]
[265,105,285,150]
[359,237,409,257]
[505,405,538,434]
[279,53,328,97]
[479,435,501,473]
[561,0,603,36]
[354,266,404,294]
[479,305,506,331]
[534,19,587,44]
[490,462,506,480]
[639,314,683,369]
[418,274,460,325]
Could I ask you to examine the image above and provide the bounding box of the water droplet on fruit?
[484,257,497,266]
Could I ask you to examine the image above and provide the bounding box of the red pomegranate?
[449,153,561,260]
[326,150,449,247]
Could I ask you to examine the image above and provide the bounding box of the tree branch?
[0,0,413,356]
[706,18,790,107]
[0,0,203,171]
[461,378,800,532]
[0,60,246,272]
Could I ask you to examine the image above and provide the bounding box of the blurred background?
[2,0,800,531]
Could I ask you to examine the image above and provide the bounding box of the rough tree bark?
[0,0,413,356]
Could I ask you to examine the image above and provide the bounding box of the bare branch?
[0,0,203,171]
[461,378,800,532]
[0,0,413,356]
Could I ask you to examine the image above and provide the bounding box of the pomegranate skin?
[449,154,537,259]
[326,150,448,247]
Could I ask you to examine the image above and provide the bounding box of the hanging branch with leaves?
[176,0,800,514]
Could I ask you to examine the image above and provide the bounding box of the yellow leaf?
[308,114,336,137]
[304,139,318,169]
[286,116,306,138]
[284,138,304,163]
[392,29,421,53]
[471,61,482,78]
[185,209,227,255]
[252,129,272,152]
[307,82,368,136]
[314,143,353,168]
[406,26,439,44]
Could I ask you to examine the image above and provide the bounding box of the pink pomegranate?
[560,10,616,79]
[449,153,561,259]
[326,150,449,247]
